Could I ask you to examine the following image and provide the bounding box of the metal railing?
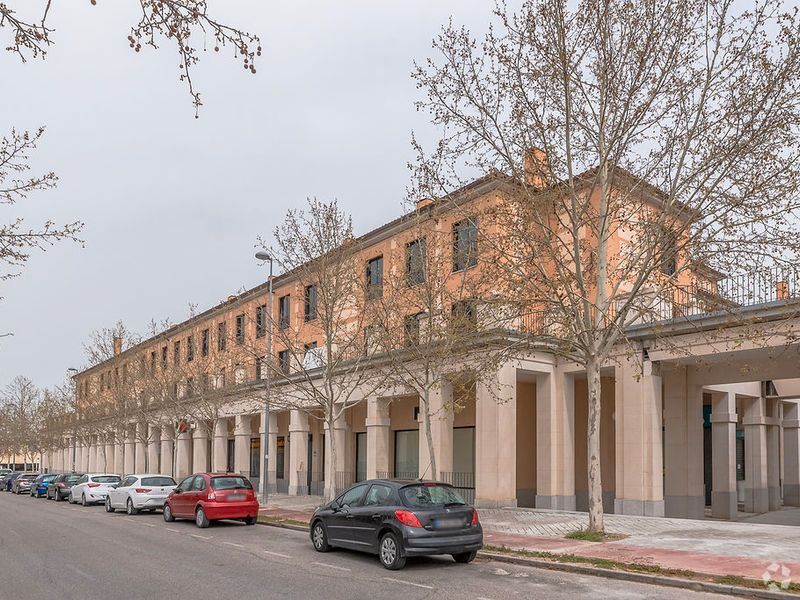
[335,471,355,493]
[439,471,475,504]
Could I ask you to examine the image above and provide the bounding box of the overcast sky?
[0,0,510,390]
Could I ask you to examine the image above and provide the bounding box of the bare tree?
[367,205,504,480]
[0,127,83,284]
[256,198,384,501]
[412,0,800,532]
[1,0,261,115]
[0,376,41,469]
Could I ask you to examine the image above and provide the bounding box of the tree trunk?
[586,358,604,533]
[324,414,337,502]
[422,388,437,480]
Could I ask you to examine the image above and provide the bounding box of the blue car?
[31,474,58,497]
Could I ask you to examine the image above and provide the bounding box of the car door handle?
[345,513,354,519]
[371,514,381,520]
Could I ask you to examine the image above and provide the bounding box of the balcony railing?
[517,267,800,335]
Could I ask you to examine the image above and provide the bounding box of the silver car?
[105,474,177,515]
[69,473,121,506]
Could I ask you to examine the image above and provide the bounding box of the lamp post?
[255,251,273,506]
[67,367,78,472]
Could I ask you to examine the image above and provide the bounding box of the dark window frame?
[452,217,479,272]
[217,322,227,352]
[406,238,427,285]
[304,285,317,322]
[235,313,245,344]
[256,304,267,338]
[279,295,291,330]
[366,255,384,299]
[201,328,210,357]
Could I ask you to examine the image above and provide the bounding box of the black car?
[309,479,482,570]
[46,473,84,501]
[2,472,22,492]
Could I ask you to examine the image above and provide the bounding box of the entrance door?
[226,440,235,472]
[307,433,313,490]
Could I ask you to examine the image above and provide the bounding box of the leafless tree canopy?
[412,0,800,531]
[0,0,261,115]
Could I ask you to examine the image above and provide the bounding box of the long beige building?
[42,175,800,522]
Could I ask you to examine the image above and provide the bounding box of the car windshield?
[211,476,252,491]
[400,484,466,508]
[141,476,176,487]
[43,475,57,481]
[91,476,121,484]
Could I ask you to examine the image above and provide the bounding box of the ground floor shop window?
[356,432,367,482]
[394,429,419,478]
[276,436,285,479]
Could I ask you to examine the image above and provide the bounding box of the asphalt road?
[0,491,728,600]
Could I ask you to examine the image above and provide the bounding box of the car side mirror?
[174,489,182,494]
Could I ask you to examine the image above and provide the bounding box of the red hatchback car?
[163,473,259,528]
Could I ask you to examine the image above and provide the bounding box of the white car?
[69,473,121,506]
[105,474,177,515]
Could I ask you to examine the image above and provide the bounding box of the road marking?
[383,577,433,590]
[67,565,95,581]
[223,541,244,548]
[263,550,292,559]
[191,534,212,540]
[166,528,181,533]
[142,523,156,527]
[8,529,19,536]
[313,562,351,572]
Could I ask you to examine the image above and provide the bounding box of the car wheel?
[452,551,477,564]
[195,507,210,529]
[311,521,331,552]
[378,532,406,570]
[126,498,138,516]
[105,497,115,513]
[81,494,88,507]
[244,516,257,526]
[163,504,175,522]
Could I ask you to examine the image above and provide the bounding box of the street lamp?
[255,251,273,506]
[67,367,78,472]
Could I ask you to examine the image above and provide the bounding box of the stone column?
[783,402,800,506]
[113,432,125,475]
[367,398,391,480]
[175,428,193,479]
[419,382,454,480]
[147,425,161,473]
[766,398,781,511]
[104,435,115,473]
[475,361,517,508]
[536,369,576,510]
[710,390,738,519]
[234,415,252,477]
[160,426,175,477]
[212,418,229,472]
[134,423,147,473]
[87,436,97,472]
[325,412,349,497]
[614,358,664,517]
[663,366,705,519]
[124,428,135,475]
[288,410,310,495]
[268,413,279,492]
[743,396,769,513]
[192,422,210,473]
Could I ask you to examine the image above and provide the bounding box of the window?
[364,484,393,507]
[304,341,318,353]
[400,483,465,508]
[256,304,267,338]
[211,476,252,491]
[186,377,194,396]
[191,476,207,491]
[100,373,105,390]
[235,313,245,344]
[278,350,290,374]
[150,351,156,375]
[304,285,317,321]
[176,476,194,492]
[201,328,209,356]
[218,368,226,388]
[366,256,384,298]
[279,295,290,330]
[660,230,677,276]
[255,356,267,380]
[173,341,180,366]
[406,238,426,285]
[337,484,368,508]
[217,322,227,351]
[453,218,479,271]
[122,363,128,384]
[404,313,421,347]
[202,373,210,390]
[161,345,168,368]
[187,335,194,362]
[451,299,478,332]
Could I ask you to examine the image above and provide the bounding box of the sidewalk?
[259,494,800,585]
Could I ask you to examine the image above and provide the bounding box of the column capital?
[783,419,800,429]
[710,413,737,424]
[743,416,768,426]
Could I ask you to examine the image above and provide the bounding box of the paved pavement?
[260,494,800,583]
[0,492,728,600]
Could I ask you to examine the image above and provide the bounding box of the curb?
[479,551,798,600]
[255,521,796,598]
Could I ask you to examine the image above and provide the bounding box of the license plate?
[433,518,463,529]
[228,494,245,501]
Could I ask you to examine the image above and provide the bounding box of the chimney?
[523,147,549,189]
[227,294,238,302]
[416,197,434,211]
[113,336,122,356]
